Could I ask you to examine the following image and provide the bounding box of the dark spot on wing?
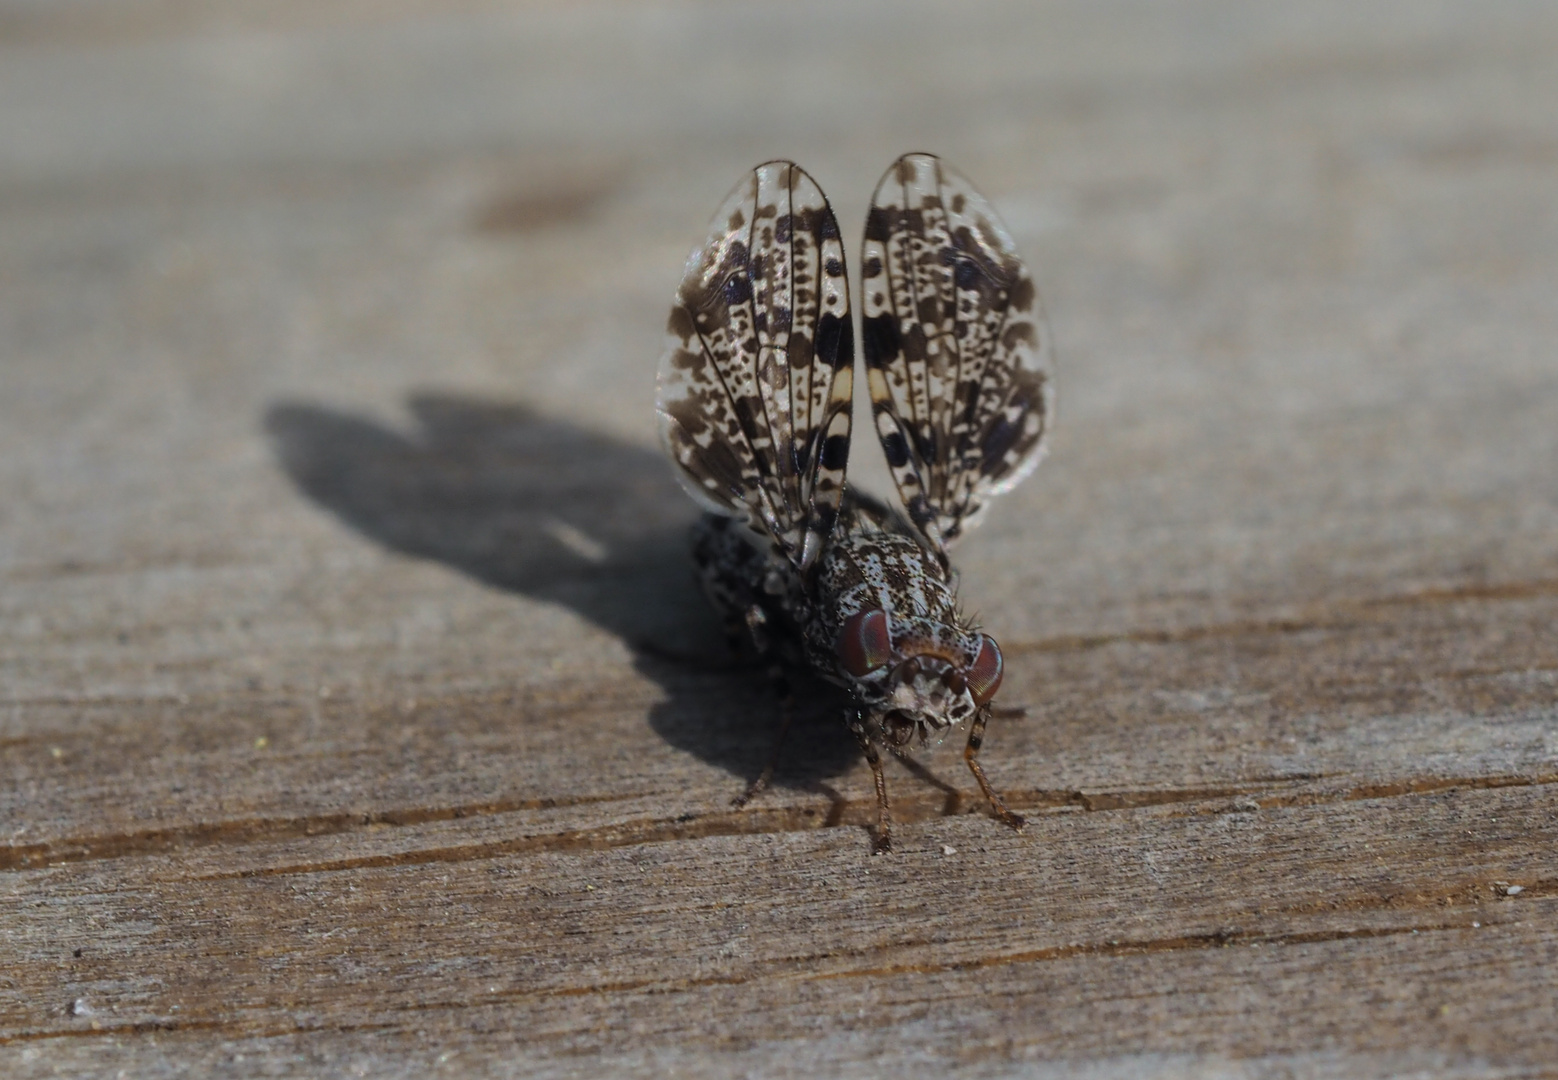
[666,305,696,342]
[914,426,938,465]
[862,315,900,368]
[820,433,850,471]
[881,430,910,468]
[787,331,813,370]
[833,317,854,370]
[979,381,1045,476]
[723,274,752,305]
[899,322,928,367]
[669,347,702,372]
[1009,277,1036,312]
[817,312,851,370]
[665,398,709,439]
[954,259,984,289]
[695,439,749,501]
[1002,321,1037,350]
[864,206,892,243]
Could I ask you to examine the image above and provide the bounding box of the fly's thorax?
[815,526,957,631]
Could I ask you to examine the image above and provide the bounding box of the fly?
[657,154,1054,853]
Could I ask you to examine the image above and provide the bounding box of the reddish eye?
[965,634,1003,704]
[837,609,892,677]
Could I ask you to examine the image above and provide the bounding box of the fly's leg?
[732,659,794,808]
[964,706,1025,831]
[732,605,795,809]
[850,711,893,854]
[693,516,803,812]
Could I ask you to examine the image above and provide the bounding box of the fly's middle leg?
[732,613,795,809]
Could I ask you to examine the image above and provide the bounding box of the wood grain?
[3,0,1557,1075]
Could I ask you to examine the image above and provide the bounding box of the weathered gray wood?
[3,0,1557,1076]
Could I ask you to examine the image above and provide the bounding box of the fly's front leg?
[850,710,893,854]
[964,705,1025,831]
[732,604,795,809]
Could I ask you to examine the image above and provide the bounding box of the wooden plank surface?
[3,0,1557,1075]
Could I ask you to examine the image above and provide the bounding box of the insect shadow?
[263,392,859,795]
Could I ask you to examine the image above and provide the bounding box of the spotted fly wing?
[861,153,1053,556]
[658,161,854,572]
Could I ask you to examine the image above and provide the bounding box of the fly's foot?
[994,805,1026,832]
[731,772,771,809]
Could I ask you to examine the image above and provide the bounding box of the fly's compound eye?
[837,608,892,678]
[965,634,1004,705]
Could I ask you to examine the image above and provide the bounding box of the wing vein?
[900,167,923,443]
[788,163,805,509]
[745,176,780,489]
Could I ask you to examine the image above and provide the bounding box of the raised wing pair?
[657,153,1053,852]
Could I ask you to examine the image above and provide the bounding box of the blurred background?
[3,0,1556,701]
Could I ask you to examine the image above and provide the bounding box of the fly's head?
[834,608,1003,748]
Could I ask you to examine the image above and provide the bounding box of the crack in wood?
[802,917,1514,981]
[1163,770,1558,815]
[1,912,1532,1046]
[0,1017,404,1048]
[0,793,640,873]
[187,771,1557,879]
[7,771,1555,878]
[7,770,1555,878]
